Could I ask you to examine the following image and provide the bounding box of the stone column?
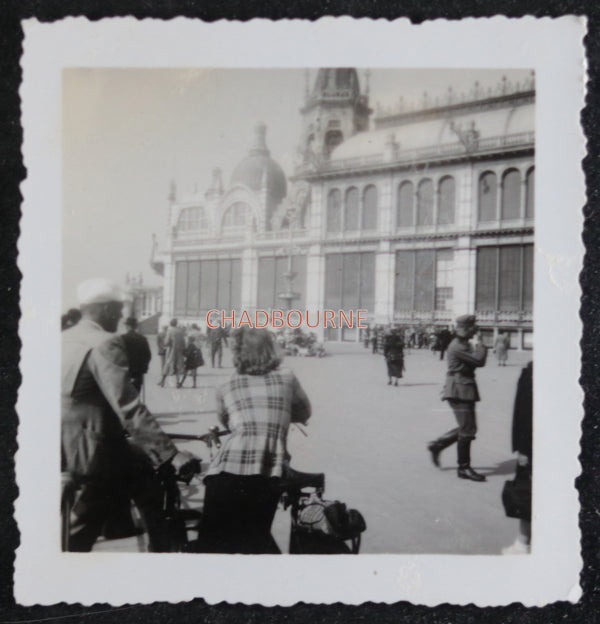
[309,183,323,239]
[374,240,395,325]
[452,235,477,318]
[305,244,325,341]
[378,175,393,236]
[161,257,175,327]
[240,247,258,313]
[457,165,474,230]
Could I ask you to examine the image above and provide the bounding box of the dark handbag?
[297,495,366,541]
[502,468,531,521]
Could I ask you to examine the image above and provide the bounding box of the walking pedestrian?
[121,317,152,393]
[178,335,205,388]
[159,318,186,387]
[427,314,488,482]
[383,327,405,386]
[157,325,167,372]
[494,331,510,366]
[208,325,228,368]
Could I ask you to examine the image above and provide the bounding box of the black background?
[0,1,597,622]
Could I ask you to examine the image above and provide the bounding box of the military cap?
[455,314,477,329]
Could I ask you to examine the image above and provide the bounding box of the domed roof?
[231,123,287,205]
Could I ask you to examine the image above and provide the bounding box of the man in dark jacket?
[62,279,197,551]
[427,314,488,482]
[121,317,152,392]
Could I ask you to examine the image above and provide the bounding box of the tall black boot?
[427,428,459,467]
[457,438,486,482]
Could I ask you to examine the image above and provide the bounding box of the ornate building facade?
[154,68,535,348]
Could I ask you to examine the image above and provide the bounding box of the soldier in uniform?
[62,279,197,551]
[427,314,488,482]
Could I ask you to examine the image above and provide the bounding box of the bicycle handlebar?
[169,426,230,448]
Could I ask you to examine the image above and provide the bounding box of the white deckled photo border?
[16,16,586,606]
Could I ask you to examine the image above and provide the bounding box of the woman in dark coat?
[383,328,405,386]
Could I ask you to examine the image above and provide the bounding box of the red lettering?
[287,310,302,328]
[305,310,320,328]
[339,310,353,328]
[221,310,235,328]
[206,310,219,328]
[238,309,252,327]
[255,310,268,328]
[323,310,336,328]
[356,310,367,328]
[271,310,284,328]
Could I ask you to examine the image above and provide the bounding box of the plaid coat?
[206,367,311,478]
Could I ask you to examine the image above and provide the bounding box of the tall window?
[396,181,414,228]
[525,167,535,219]
[326,189,342,234]
[501,169,521,220]
[416,179,434,226]
[178,206,208,232]
[475,244,534,312]
[437,176,455,225]
[174,259,241,315]
[478,171,497,222]
[362,185,378,230]
[324,252,375,340]
[344,187,359,231]
[257,255,307,310]
[394,249,454,312]
[222,202,254,235]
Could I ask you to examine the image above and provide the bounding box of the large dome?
[231,123,287,206]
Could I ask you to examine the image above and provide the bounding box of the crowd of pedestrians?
[61,279,530,554]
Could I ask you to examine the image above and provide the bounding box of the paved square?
[144,340,532,555]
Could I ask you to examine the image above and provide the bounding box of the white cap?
[77,278,124,306]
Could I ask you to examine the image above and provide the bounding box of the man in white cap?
[61,278,197,551]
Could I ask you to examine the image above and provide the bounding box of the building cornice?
[374,90,535,129]
[293,135,534,182]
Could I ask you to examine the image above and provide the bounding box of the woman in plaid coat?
[198,327,312,553]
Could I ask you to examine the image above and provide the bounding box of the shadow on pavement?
[439,459,516,476]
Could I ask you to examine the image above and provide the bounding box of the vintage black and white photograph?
[60,66,535,556]
[16,17,584,606]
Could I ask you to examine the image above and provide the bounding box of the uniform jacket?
[62,320,176,480]
[441,337,487,402]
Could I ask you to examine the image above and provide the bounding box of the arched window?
[362,185,378,230]
[416,178,434,226]
[178,206,208,232]
[525,167,535,219]
[344,187,359,231]
[501,169,521,220]
[326,189,342,234]
[437,176,455,225]
[222,202,254,235]
[396,181,414,228]
[478,171,497,222]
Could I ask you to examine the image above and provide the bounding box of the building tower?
[298,68,372,166]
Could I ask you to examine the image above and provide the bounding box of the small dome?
[231,123,287,206]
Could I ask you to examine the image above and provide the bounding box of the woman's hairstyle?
[231,327,282,375]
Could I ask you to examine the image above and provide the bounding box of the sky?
[62,67,532,309]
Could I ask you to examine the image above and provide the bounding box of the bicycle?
[62,426,365,554]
